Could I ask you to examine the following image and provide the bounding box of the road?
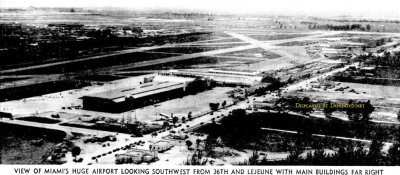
[0,118,124,136]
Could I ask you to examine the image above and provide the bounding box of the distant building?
[170,133,188,140]
[159,69,262,86]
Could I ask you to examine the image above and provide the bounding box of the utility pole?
[134,110,137,122]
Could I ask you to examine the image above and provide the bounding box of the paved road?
[0,118,124,136]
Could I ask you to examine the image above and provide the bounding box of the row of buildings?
[82,69,263,113]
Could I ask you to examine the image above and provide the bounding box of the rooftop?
[83,81,185,102]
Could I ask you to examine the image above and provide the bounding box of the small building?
[171,133,188,140]
[115,150,157,164]
[159,69,263,87]
[360,66,376,74]
[150,141,173,152]
[253,101,275,110]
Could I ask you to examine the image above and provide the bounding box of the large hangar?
[82,81,187,113]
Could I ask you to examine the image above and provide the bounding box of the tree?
[397,111,400,121]
[209,103,219,111]
[323,101,335,118]
[248,151,260,165]
[211,118,216,125]
[188,111,193,121]
[71,146,81,161]
[388,143,400,165]
[186,140,193,149]
[346,100,357,121]
[287,147,303,164]
[172,117,179,125]
[184,151,208,165]
[196,139,202,149]
[204,135,217,157]
[182,117,186,123]
[299,97,313,115]
[367,135,384,165]
[261,76,283,91]
[366,24,371,31]
[221,101,226,108]
[361,100,374,122]
[163,121,170,128]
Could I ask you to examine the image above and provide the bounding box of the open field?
[0,123,66,164]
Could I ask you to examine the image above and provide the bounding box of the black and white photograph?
[1,0,400,168]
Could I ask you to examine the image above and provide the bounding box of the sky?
[1,0,400,17]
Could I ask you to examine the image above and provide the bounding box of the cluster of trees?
[209,103,220,111]
[209,101,227,112]
[244,132,400,165]
[254,76,285,96]
[197,107,398,152]
[277,96,314,115]
[323,100,375,122]
[196,109,263,150]
[276,96,375,122]
[253,111,398,142]
[346,100,374,122]
[369,51,400,68]
[306,23,371,31]
[184,150,208,165]
[261,76,285,89]
[183,135,220,165]
[194,106,400,165]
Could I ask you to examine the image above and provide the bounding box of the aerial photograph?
[1,0,400,166]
